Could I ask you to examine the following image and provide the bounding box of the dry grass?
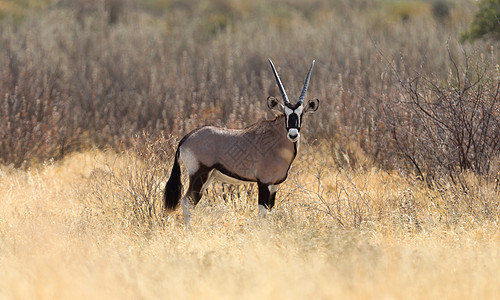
[0,144,499,299]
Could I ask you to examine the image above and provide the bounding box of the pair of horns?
[269,58,315,106]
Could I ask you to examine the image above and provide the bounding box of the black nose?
[289,133,298,139]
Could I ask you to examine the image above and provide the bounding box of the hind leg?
[181,166,214,225]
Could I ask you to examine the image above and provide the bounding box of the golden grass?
[0,145,499,299]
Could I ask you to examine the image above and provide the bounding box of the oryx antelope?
[164,59,320,224]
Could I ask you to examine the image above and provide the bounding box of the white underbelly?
[212,170,251,184]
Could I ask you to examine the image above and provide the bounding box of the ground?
[0,147,498,299]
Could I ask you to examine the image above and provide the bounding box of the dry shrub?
[0,89,75,167]
[293,142,499,232]
[0,0,497,194]
[382,49,499,186]
[85,133,176,234]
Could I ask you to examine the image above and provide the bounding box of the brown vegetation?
[1,0,498,176]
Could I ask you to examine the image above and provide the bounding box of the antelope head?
[267,59,320,142]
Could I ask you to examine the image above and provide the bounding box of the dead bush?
[383,50,499,186]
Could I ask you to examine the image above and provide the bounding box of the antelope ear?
[267,96,284,115]
[304,98,320,114]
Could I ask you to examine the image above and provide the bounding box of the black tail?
[164,147,182,210]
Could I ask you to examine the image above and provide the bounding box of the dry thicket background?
[0,0,499,299]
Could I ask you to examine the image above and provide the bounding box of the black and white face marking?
[284,104,303,142]
[268,59,318,143]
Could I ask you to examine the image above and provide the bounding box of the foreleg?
[257,182,278,219]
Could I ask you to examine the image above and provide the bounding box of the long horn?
[298,60,315,105]
[268,59,290,105]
